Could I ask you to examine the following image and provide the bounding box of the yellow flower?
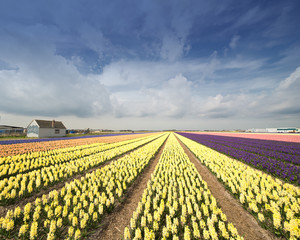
[184,226,191,240]
[162,226,169,238]
[171,224,178,234]
[72,216,78,227]
[63,205,68,217]
[199,219,206,229]
[288,219,299,238]
[14,207,21,219]
[220,213,227,222]
[49,220,56,234]
[153,220,159,231]
[32,206,41,222]
[203,229,210,239]
[130,218,136,230]
[80,218,87,229]
[193,222,200,238]
[141,216,146,228]
[181,215,186,225]
[124,226,131,240]
[135,227,142,239]
[106,199,111,207]
[5,218,14,231]
[68,226,74,237]
[172,235,179,240]
[55,205,62,217]
[258,213,265,222]
[239,193,245,204]
[228,223,238,237]
[74,228,81,240]
[147,213,152,224]
[5,210,13,219]
[29,221,38,240]
[273,212,281,229]
[57,218,63,228]
[18,224,28,237]
[93,211,98,222]
[97,204,103,216]
[24,202,31,221]
[44,219,50,228]
[46,232,55,240]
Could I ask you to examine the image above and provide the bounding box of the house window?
[55,129,60,134]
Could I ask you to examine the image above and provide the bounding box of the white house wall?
[27,120,39,137]
[39,128,66,138]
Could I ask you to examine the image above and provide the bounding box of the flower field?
[0,132,299,239]
[0,132,168,239]
[187,132,300,143]
[124,134,243,240]
[176,133,300,239]
[177,132,300,185]
[0,133,163,205]
[0,133,155,158]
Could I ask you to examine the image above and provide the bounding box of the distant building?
[0,125,25,135]
[27,120,66,138]
[246,127,299,133]
[266,128,277,133]
[276,128,299,133]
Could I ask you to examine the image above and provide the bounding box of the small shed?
[0,125,25,135]
[27,120,66,138]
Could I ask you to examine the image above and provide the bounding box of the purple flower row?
[184,135,300,165]
[208,135,300,156]
[177,132,300,185]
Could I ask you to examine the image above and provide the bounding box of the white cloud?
[198,65,300,120]
[229,35,240,49]
[0,24,112,118]
[278,66,300,89]
[144,74,193,117]
[109,74,194,118]
[1,20,299,129]
[160,33,187,62]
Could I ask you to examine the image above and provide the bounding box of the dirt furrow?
[88,137,168,240]
[176,136,281,240]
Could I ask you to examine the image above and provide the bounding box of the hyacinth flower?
[0,134,168,239]
[177,132,300,184]
[125,134,244,240]
[177,133,300,239]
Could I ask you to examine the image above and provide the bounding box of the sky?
[0,0,300,130]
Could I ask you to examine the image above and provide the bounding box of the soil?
[88,136,168,240]
[176,136,283,240]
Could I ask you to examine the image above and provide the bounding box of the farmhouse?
[27,120,66,138]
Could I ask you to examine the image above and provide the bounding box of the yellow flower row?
[0,142,104,165]
[0,133,161,178]
[125,133,243,240]
[0,133,165,205]
[176,133,300,239]
[0,133,168,239]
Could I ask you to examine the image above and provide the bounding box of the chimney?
[52,120,55,128]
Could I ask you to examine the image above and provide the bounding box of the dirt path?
[176,137,282,240]
[88,137,168,240]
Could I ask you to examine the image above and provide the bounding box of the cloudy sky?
[1,0,300,130]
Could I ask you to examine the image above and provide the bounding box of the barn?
[27,120,67,138]
[0,125,25,135]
